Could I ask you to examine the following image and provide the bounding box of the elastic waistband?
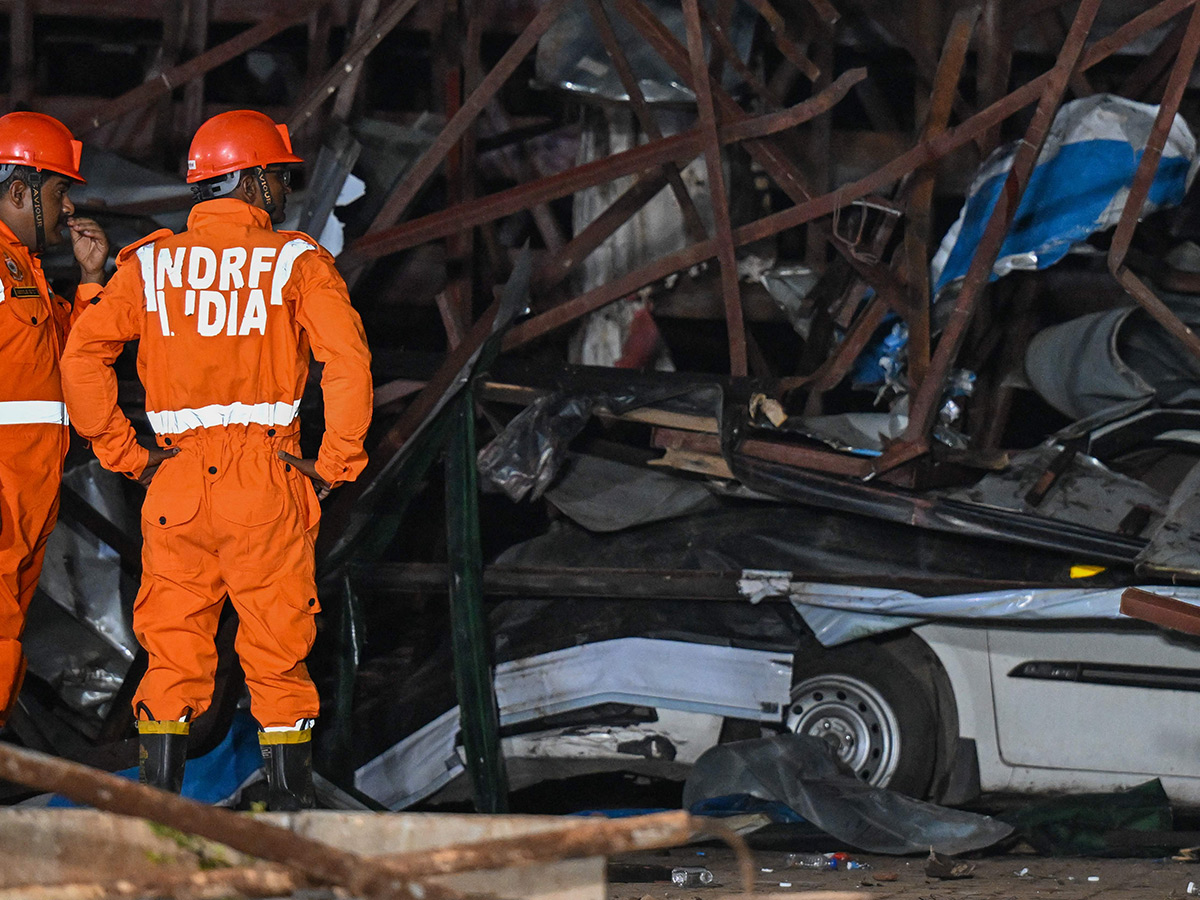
[0,400,67,426]
[147,399,300,435]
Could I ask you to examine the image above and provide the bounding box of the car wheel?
[786,634,947,798]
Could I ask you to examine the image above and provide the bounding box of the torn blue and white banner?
[931,94,1199,297]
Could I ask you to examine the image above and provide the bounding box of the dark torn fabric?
[1000,778,1173,857]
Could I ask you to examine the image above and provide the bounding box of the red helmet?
[0,112,84,182]
[187,110,302,183]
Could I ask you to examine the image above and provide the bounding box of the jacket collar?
[187,199,274,231]
[0,216,31,258]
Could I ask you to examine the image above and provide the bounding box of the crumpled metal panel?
[23,461,138,721]
[943,442,1167,535]
[354,637,792,809]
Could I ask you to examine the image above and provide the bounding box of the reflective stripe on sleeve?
[0,400,68,426]
[269,239,315,306]
[136,243,157,311]
[146,399,301,434]
[137,242,171,336]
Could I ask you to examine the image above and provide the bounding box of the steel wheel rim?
[786,673,902,786]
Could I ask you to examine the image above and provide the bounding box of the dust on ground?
[609,845,1198,900]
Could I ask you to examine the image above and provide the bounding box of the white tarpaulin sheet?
[742,574,1200,646]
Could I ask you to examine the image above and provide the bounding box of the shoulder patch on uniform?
[116,228,175,265]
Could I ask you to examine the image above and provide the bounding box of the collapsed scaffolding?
[10,0,1200,817]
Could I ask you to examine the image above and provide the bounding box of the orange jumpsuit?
[0,217,99,724]
[61,200,372,728]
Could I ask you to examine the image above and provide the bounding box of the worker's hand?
[278,450,333,500]
[69,216,110,285]
[138,447,179,487]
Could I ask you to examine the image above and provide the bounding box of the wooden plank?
[649,447,735,479]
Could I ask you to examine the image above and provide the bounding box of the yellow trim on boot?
[258,729,313,746]
[138,720,191,736]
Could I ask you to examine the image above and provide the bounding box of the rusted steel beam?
[1121,587,1200,636]
[319,296,504,565]
[654,427,875,477]
[438,0,479,346]
[976,0,1010,154]
[778,294,888,394]
[804,24,834,265]
[736,0,1188,247]
[905,4,979,387]
[182,0,210,144]
[1108,0,1200,361]
[359,0,571,238]
[698,3,783,107]
[505,0,1182,351]
[738,0,820,80]
[349,70,864,263]
[786,194,905,400]
[1087,0,1196,62]
[0,742,465,900]
[682,0,746,375]
[1033,5,1095,99]
[297,1,335,142]
[331,0,382,122]
[483,101,566,254]
[612,0,815,205]
[533,169,672,294]
[1121,9,1188,101]
[586,0,709,245]
[149,0,187,155]
[289,0,423,132]
[75,2,322,136]
[887,0,1101,473]
[853,1,974,125]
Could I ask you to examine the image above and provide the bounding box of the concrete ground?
[609,845,1200,900]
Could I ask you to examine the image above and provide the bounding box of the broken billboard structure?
[9,0,1200,821]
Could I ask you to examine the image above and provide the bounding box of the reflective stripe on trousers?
[146,399,301,435]
[0,400,68,426]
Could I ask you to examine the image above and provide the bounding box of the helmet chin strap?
[255,167,276,217]
[192,168,276,217]
[27,168,45,254]
[0,164,46,253]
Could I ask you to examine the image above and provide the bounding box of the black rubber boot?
[138,725,188,794]
[260,733,315,811]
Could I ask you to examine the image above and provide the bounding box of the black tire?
[787,632,952,798]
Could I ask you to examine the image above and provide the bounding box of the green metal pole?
[444,389,509,812]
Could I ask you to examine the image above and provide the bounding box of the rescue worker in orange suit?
[60,110,372,809]
[0,112,109,730]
